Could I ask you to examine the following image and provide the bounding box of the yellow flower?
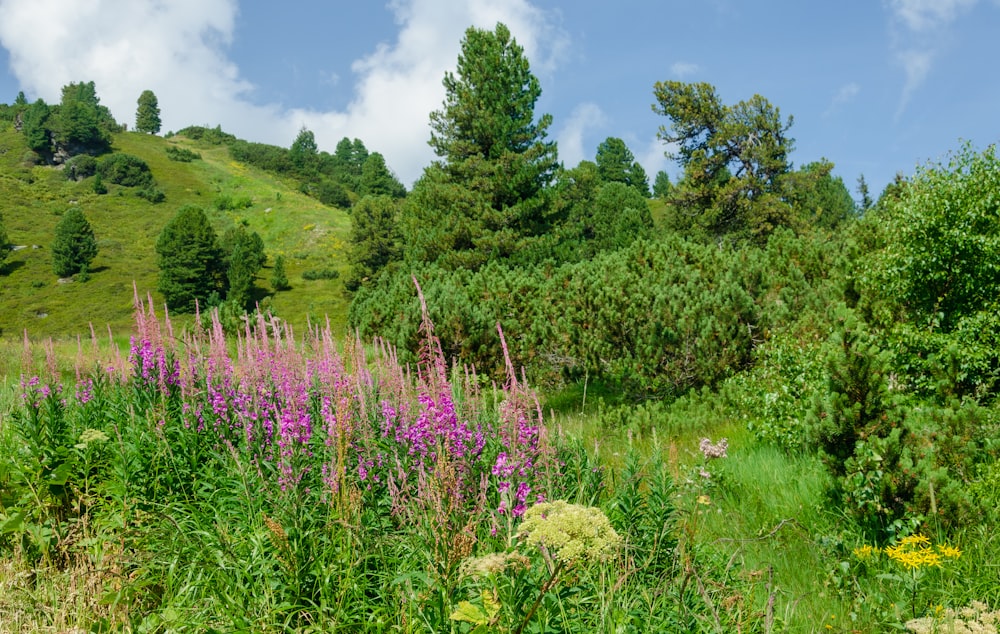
[899,534,931,547]
[853,544,878,560]
[884,535,958,570]
[936,544,962,559]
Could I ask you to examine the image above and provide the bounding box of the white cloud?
[886,0,977,31]
[637,135,671,182]
[556,103,605,167]
[0,0,567,186]
[884,0,980,115]
[823,82,861,116]
[894,48,932,115]
[670,62,700,78]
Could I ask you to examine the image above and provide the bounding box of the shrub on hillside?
[175,125,236,145]
[214,193,253,211]
[64,154,97,181]
[165,146,201,162]
[97,153,153,188]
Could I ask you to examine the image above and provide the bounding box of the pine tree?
[155,205,225,312]
[226,237,257,311]
[135,89,162,134]
[52,208,98,278]
[652,170,672,198]
[0,213,9,271]
[595,137,651,196]
[404,22,559,269]
[220,225,266,310]
[346,195,401,291]
[289,127,318,171]
[271,255,290,291]
[358,152,406,198]
[856,174,873,213]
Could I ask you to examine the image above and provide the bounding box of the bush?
[165,146,201,162]
[214,193,253,211]
[63,154,96,181]
[136,187,166,203]
[302,267,340,281]
[97,153,153,188]
[175,125,236,145]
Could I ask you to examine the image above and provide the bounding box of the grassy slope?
[0,123,353,341]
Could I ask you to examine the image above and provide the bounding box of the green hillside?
[0,123,353,340]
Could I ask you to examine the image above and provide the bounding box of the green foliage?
[97,152,153,187]
[135,89,161,134]
[351,236,760,396]
[164,145,200,162]
[289,126,318,170]
[327,136,368,189]
[406,22,559,270]
[358,152,406,198]
[20,99,52,155]
[0,212,9,270]
[346,195,400,291]
[51,81,115,154]
[136,186,166,203]
[311,178,351,208]
[175,124,237,145]
[220,225,266,309]
[595,136,650,196]
[578,180,653,253]
[654,80,794,242]
[155,204,226,312]
[270,255,290,291]
[652,169,672,198]
[857,174,874,213]
[862,144,1000,332]
[214,192,253,211]
[301,267,340,281]
[91,172,107,195]
[63,154,96,180]
[858,144,1000,400]
[229,139,293,173]
[51,207,98,278]
[782,159,856,230]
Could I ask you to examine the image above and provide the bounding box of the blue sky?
[0,0,996,196]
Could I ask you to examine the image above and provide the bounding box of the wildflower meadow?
[2,287,1000,632]
[0,290,723,632]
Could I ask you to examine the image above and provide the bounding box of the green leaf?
[48,461,73,486]
[450,600,488,625]
[0,510,25,534]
